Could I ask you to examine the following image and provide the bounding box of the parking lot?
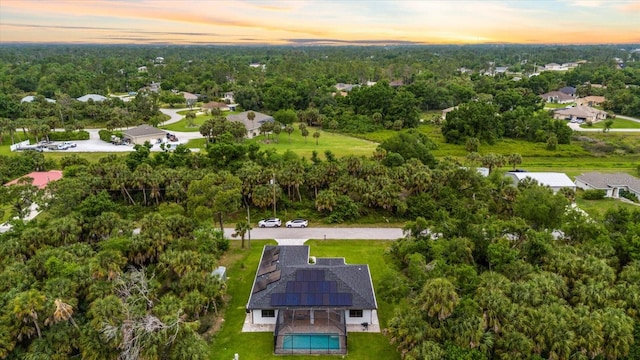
[16,129,202,153]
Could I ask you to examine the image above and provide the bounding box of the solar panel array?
[270,269,353,307]
[253,247,282,294]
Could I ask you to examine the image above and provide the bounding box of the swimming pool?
[282,333,340,350]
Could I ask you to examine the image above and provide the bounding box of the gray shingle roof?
[247,245,377,310]
[123,125,167,137]
[575,172,640,193]
[226,111,273,131]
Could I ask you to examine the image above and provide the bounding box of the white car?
[258,218,281,228]
[286,219,309,228]
[63,142,77,148]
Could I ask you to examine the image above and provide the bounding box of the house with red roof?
[4,170,63,189]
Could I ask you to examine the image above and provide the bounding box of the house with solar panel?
[245,245,379,355]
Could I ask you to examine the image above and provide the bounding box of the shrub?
[582,189,606,200]
[620,189,639,203]
[99,129,113,142]
[48,130,90,141]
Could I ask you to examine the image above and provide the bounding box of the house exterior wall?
[574,180,614,197]
[345,309,377,325]
[127,134,163,145]
[252,309,279,325]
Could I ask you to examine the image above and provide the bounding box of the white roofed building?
[505,172,576,193]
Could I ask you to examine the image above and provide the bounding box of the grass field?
[209,240,401,360]
[581,118,640,129]
[248,126,378,159]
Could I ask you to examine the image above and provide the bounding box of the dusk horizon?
[1,0,639,46]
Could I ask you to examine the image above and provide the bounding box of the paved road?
[222,227,404,245]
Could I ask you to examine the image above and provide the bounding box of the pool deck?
[241,312,381,333]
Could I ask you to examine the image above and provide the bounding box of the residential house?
[154,56,164,64]
[202,101,230,112]
[544,63,567,71]
[122,125,167,145]
[4,170,63,189]
[558,86,577,96]
[335,83,357,92]
[77,94,107,102]
[576,96,606,107]
[137,66,148,73]
[553,105,607,123]
[227,111,273,136]
[20,95,56,103]
[505,172,576,194]
[181,92,198,107]
[245,245,378,355]
[139,81,161,94]
[441,106,458,120]
[574,172,640,199]
[223,91,235,103]
[540,91,575,104]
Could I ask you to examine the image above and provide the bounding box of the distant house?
[20,95,56,104]
[223,91,235,103]
[77,94,107,102]
[245,245,378,355]
[576,96,606,107]
[441,106,458,120]
[227,111,273,135]
[505,172,576,193]
[389,80,404,87]
[154,56,164,64]
[540,91,575,104]
[544,63,566,71]
[137,66,148,73]
[139,81,161,94]
[202,101,230,112]
[553,105,607,123]
[4,170,63,189]
[558,86,577,96]
[181,92,198,107]
[122,125,167,145]
[335,83,357,92]
[575,172,640,199]
[249,63,266,70]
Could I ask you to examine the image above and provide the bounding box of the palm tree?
[284,124,294,143]
[313,130,321,145]
[301,128,309,142]
[232,220,251,248]
[10,289,47,340]
[247,111,255,134]
[417,278,459,321]
[507,153,523,170]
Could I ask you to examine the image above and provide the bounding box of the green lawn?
[161,113,208,132]
[209,240,401,360]
[576,196,640,219]
[249,126,378,159]
[581,119,640,129]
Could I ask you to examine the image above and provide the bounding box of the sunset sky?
[1,0,639,45]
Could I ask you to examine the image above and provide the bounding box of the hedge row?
[48,130,90,141]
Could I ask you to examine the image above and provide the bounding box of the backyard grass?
[581,119,640,129]
[544,103,575,109]
[209,240,401,360]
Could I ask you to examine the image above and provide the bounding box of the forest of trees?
[1,45,640,359]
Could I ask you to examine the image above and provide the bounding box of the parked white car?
[258,218,281,228]
[286,219,309,228]
[63,142,77,148]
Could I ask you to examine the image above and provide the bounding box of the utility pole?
[247,205,251,249]
[271,174,277,218]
